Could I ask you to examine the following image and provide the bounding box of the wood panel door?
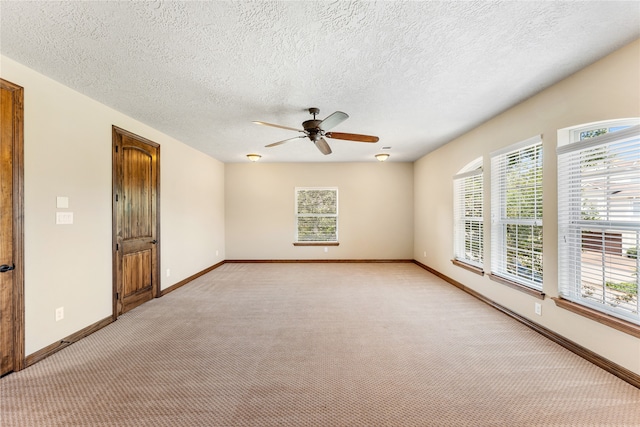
[112,127,160,317]
[0,79,24,376]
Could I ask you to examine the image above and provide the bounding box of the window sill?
[552,297,640,338]
[451,259,484,276]
[293,242,340,247]
[488,273,545,300]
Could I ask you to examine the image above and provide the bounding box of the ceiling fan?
[253,108,379,155]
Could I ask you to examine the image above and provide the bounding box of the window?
[295,188,338,243]
[453,158,483,269]
[491,136,543,290]
[558,123,640,325]
[568,119,639,144]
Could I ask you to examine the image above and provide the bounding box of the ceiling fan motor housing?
[302,119,322,130]
[302,119,323,141]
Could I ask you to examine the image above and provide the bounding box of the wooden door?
[0,79,24,376]
[112,127,160,317]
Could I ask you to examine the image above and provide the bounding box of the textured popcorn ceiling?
[1,1,639,162]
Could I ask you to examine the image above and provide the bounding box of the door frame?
[111,126,161,320]
[1,78,25,373]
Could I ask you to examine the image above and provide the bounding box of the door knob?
[150,240,157,244]
[0,264,15,273]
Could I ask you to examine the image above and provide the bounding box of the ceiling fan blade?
[265,135,305,148]
[325,132,379,143]
[314,137,332,155]
[318,111,349,131]
[253,121,303,132]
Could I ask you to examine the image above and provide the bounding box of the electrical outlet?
[423,251,427,257]
[216,250,219,257]
[534,302,542,316]
[324,247,328,253]
[55,307,64,322]
[166,269,171,277]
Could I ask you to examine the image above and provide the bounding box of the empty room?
[1,1,639,426]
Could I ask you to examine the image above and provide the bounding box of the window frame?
[453,158,484,273]
[557,123,640,327]
[294,187,339,244]
[567,118,640,146]
[490,135,544,293]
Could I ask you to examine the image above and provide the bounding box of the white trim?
[453,167,483,180]
[490,134,542,158]
[456,156,483,174]
[557,124,640,155]
[560,118,640,147]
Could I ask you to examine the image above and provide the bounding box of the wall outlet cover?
[535,302,542,316]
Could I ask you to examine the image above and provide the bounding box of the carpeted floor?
[1,263,639,426]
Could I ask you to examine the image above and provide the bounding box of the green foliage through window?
[296,188,338,242]
[491,138,543,289]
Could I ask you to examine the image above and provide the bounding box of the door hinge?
[116,292,119,300]
[115,145,119,153]
[116,243,119,251]
[115,194,118,202]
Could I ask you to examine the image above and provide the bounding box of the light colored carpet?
[1,262,639,426]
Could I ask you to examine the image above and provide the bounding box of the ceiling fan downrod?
[302,107,323,136]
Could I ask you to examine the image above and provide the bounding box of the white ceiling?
[1,1,639,163]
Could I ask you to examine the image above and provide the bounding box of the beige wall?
[225,163,414,260]
[1,56,226,355]
[2,38,638,376]
[414,40,640,374]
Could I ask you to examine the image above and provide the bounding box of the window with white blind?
[453,158,483,269]
[558,123,640,325]
[491,136,543,290]
[295,188,338,242]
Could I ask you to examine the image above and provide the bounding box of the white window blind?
[491,136,543,289]
[295,188,338,242]
[453,167,483,268]
[558,124,640,325]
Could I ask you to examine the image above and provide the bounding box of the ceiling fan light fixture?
[375,153,390,162]
[246,154,262,162]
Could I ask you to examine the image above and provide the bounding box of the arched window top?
[456,156,483,175]
[558,118,640,147]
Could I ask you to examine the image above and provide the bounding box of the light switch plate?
[56,196,69,209]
